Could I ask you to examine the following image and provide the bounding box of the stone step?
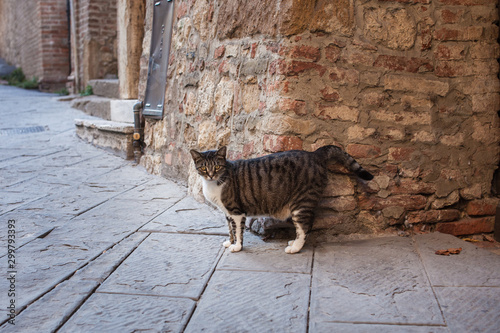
[88,79,120,99]
[71,95,111,120]
[75,118,135,160]
[71,96,136,123]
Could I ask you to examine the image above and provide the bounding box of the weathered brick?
[384,74,449,96]
[406,209,460,224]
[286,60,327,76]
[314,105,360,122]
[466,198,498,216]
[435,43,467,60]
[434,26,483,41]
[289,44,321,62]
[359,194,427,210]
[435,217,495,235]
[320,196,357,212]
[470,42,500,59]
[320,86,340,101]
[388,147,415,161]
[324,174,355,197]
[438,0,497,5]
[435,61,471,77]
[389,179,435,194]
[278,98,307,115]
[329,67,360,85]
[325,44,342,63]
[346,144,382,159]
[263,135,303,152]
[439,8,466,24]
[374,55,433,73]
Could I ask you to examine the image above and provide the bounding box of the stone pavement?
[0,85,499,332]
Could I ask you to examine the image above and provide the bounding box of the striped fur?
[190,145,373,254]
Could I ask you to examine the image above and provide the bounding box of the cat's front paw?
[229,244,242,252]
[285,245,300,254]
[223,240,232,248]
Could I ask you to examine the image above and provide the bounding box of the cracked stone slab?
[46,198,172,243]
[310,236,444,326]
[117,179,187,201]
[414,233,500,287]
[0,238,113,312]
[0,233,148,332]
[58,293,195,333]
[140,196,226,235]
[99,233,225,299]
[0,212,56,256]
[185,270,310,333]
[310,322,449,332]
[435,287,500,333]
[218,233,313,274]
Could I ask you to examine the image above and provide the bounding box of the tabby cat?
[190,145,373,254]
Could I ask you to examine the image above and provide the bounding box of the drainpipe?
[133,101,144,163]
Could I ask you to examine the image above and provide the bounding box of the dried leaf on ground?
[435,247,462,256]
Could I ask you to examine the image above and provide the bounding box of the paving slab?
[0,233,148,331]
[140,195,227,235]
[414,232,500,287]
[185,270,310,333]
[218,233,313,274]
[310,236,444,326]
[46,198,173,243]
[58,293,195,333]
[310,322,450,333]
[99,233,225,299]
[0,237,114,312]
[435,286,500,333]
[117,178,187,201]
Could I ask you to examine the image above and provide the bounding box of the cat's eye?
[215,165,221,171]
[199,166,207,172]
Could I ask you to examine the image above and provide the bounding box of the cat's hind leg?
[223,216,235,248]
[285,209,313,254]
[227,214,245,252]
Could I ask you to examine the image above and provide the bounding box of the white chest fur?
[202,179,228,214]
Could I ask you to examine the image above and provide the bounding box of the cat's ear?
[190,149,203,162]
[217,146,227,158]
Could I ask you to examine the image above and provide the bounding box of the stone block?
[88,79,119,99]
[414,232,500,286]
[59,293,195,333]
[466,198,498,216]
[364,8,417,50]
[185,270,310,333]
[324,174,355,197]
[140,196,226,235]
[70,95,111,120]
[310,237,443,326]
[98,233,225,299]
[263,134,303,152]
[313,105,360,122]
[405,209,460,224]
[110,99,137,123]
[435,217,495,235]
[218,233,313,273]
[384,74,449,96]
[74,118,134,159]
[359,194,427,211]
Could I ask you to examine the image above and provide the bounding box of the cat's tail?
[315,145,374,181]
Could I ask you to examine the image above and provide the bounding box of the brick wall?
[73,0,118,91]
[0,0,69,91]
[139,0,499,236]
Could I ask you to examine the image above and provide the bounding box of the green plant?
[55,88,70,96]
[80,85,93,96]
[18,76,39,89]
[2,68,39,89]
